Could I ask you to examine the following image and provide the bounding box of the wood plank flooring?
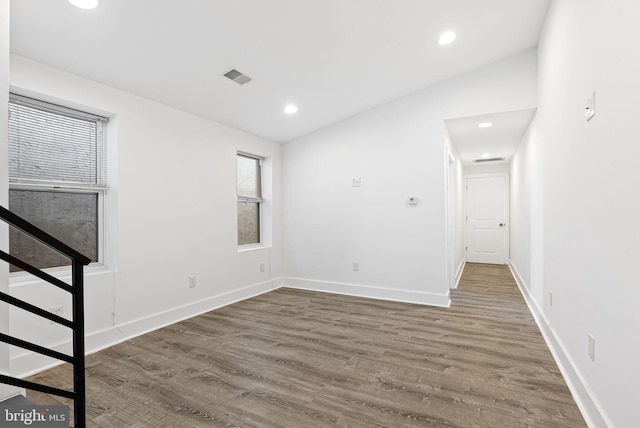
[26,263,586,427]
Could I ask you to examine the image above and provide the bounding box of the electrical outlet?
[407,196,419,207]
[260,263,265,272]
[352,261,359,271]
[585,92,595,121]
[189,276,197,288]
[50,306,63,325]
[588,334,595,362]
[548,291,553,307]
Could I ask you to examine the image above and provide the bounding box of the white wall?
[464,162,510,175]
[510,113,545,305]
[282,50,537,306]
[510,1,640,426]
[8,55,282,377]
[445,139,465,288]
[0,0,22,401]
[452,152,465,286]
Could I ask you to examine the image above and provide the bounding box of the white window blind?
[8,93,108,189]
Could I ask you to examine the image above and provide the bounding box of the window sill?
[9,264,115,288]
[237,244,271,253]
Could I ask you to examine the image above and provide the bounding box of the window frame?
[237,151,264,248]
[8,93,109,275]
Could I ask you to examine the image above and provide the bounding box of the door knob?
[499,223,505,227]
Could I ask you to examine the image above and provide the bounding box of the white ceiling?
[10,0,550,143]
[445,109,537,166]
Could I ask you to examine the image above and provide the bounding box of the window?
[8,93,108,271]
[237,152,263,246]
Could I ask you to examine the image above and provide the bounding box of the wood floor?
[26,263,586,427]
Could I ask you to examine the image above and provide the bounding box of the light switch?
[352,177,361,187]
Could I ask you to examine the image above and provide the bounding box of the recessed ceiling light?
[438,31,457,46]
[480,153,491,158]
[68,0,99,9]
[284,105,298,114]
[478,122,493,128]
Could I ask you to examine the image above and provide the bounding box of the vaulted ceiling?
[10,0,550,143]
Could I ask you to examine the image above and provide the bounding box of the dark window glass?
[9,190,98,272]
[237,201,260,246]
[237,153,262,246]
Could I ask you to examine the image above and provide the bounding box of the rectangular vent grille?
[474,157,506,163]
[223,68,252,85]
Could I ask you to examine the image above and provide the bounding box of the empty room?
[0,0,637,427]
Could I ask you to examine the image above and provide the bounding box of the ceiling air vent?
[473,157,505,163]
[223,68,252,85]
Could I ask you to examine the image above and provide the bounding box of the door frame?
[464,172,510,265]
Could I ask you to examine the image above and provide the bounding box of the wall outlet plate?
[588,333,595,362]
[352,261,359,271]
[189,276,197,288]
[585,92,595,121]
[50,306,63,324]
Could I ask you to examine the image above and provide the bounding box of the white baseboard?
[453,258,466,289]
[508,261,609,428]
[0,385,24,403]
[283,277,451,307]
[11,278,281,378]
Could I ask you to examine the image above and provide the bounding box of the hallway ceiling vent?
[223,68,252,85]
[473,157,506,163]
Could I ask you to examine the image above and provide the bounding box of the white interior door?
[466,174,508,264]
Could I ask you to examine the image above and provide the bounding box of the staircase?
[0,206,90,427]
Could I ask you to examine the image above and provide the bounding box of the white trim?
[9,266,113,287]
[0,386,24,404]
[453,258,466,289]
[237,150,265,161]
[10,277,282,378]
[9,180,108,191]
[237,243,267,252]
[508,261,610,428]
[283,277,451,307]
